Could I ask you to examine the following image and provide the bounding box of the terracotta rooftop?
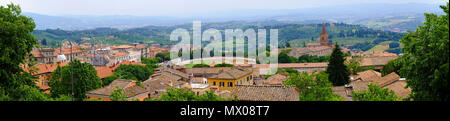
[155,66,190,79]
[288,46,333,57]
[208,67,252,80]
[95,66,114,79]
[351,70,382,82]
[24,62,68,75]
[262,73,289,85]
[348,71,410,98]
[359,56,399,67]
[232,85,300,101]
[86,79,148,98]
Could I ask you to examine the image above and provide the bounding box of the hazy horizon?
[1,0,446,17]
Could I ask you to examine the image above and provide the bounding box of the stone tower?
[319,23,330,46]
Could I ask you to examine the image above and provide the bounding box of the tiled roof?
[111,45,134,49]
[382,80,411,98]
[263,73,289,85]
[372,52,398,57]
[95,66,114,79]
[86,79,148,98]
[232,85,300,101]
[359,56,399,67]
[24,62,68,75]
[351,70,382,82]
[208,67,252,80]
[332,86,352,101]
[349,71,410,98]
[288,46,333,57]
[155,66,190,79]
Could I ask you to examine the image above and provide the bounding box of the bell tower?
[319,23,330,46]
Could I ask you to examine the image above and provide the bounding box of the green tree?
[0,4,37,88]
[114,64,153,81]
[399,3,449,101]
[285,71,344,101]
[151,88,228,101]
[156,52,171,61]
[382,58,403,76]
[110,87,128,101]
[326,44,350,86]
[352,83,400,101]
[49,60,102,100]
[0,4,53,101]
[192,63,211,68]
[214,63,234,67]
[102,74,118,86]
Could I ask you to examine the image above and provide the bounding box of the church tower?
[319,23,330,46]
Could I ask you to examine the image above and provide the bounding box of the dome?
[56,53,67,62]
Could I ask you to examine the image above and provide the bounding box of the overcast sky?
[1,0,446,16]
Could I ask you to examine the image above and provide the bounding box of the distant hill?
[33,22,403,54]
[25,3,444,31]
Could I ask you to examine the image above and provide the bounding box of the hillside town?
[22,24,409,101]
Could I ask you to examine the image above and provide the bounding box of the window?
[219,82,224,87]
[228,82,233,87]
[213,82,216,86]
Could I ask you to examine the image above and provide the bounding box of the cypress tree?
[326,44,350,86]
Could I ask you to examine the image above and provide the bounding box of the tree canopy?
[326,44,350,86]
[114,64,154,82]
[214,63,234,67]
[149,88,229,101]
[399,3,449,101]
[352,83,400,101]
[283,70,345,101]
[49,60,102,100]
[0,4,37,88]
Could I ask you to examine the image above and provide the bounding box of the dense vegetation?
[49,60,103,100]
[33,21,404,53]
[282,69,344,101]
[398,3,449,101]
[0,4,71,101]
[103,57,160,86]
[326,44,350,86]
[277,49,344,63]
[352,83,400,101]
[147,88,230,101]
[214,63,234,67]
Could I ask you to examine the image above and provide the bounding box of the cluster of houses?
[24,24,410,101]
[25,42,169,93]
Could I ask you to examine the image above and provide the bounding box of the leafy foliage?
[399,3,449,101]
[0,4,37,88]
[326,44,350,86]
[284,71,345,101]
[352,83,400,101]
[110,86,128,101]
[150,88,229,101]
[214,63,234,67]
[382,58,403,76]
[192,63,211,68]
[49,60,102,100]
[114,64,154,82]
